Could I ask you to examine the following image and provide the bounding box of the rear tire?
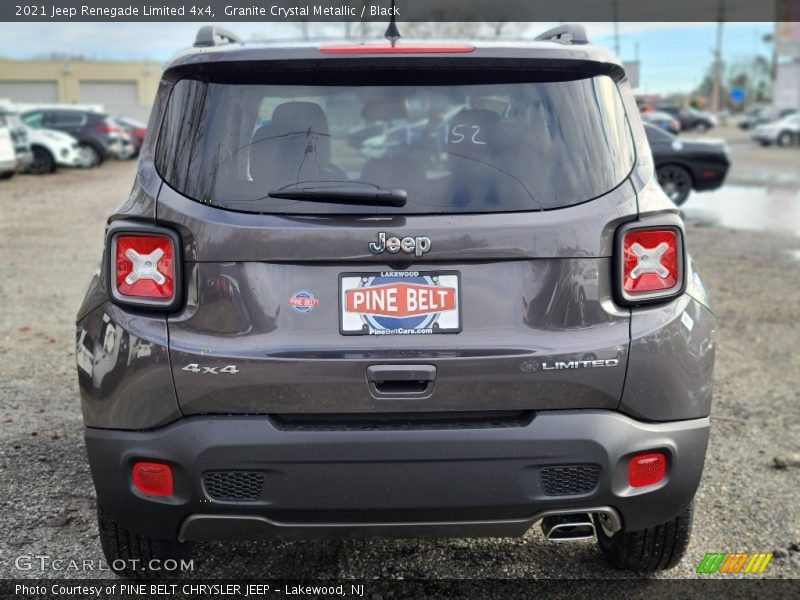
[595,502,693,572]
[97,504,194,578]
[29,146,56,174]
[78,143,102,168]
[777,131,795,147]
[656,164,693,206]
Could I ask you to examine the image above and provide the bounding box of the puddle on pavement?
[681,185,800,238]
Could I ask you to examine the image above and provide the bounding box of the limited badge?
[288,290,319,313]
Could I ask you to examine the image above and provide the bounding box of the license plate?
[339,271,461,336]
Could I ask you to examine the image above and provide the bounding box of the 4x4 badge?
[369,232,432,257]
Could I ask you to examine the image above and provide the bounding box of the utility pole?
[613,0,620,57]
[711,0,725,112]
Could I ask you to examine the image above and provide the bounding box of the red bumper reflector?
[132,462,173,496]
[320,44,475,54]
[628,453,667,487]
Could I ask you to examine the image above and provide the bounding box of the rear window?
[156,75,634,214]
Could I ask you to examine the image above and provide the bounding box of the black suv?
[21,108,124,167]
[76,25,715,576]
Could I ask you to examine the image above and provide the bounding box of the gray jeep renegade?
[75,25,715,576]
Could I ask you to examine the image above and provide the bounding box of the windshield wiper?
[268,183,406,207]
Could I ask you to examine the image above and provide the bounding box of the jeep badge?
[369,232,432,257]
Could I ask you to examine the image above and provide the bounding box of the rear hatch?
[156,60,637,416]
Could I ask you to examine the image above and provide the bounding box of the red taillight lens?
[621,228,682,302]
[96,124,120,134]
[114,234,175,302]
[132,461,173,496]
[628,452,667,487]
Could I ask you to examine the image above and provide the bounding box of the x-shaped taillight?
[628,242,670,280]
[620,227,682,303]
[112,233,176,305]
[124,248,166,285]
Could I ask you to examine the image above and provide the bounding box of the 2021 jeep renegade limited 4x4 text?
[75,25,715,576]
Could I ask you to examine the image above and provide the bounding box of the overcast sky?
[0,22,775,94]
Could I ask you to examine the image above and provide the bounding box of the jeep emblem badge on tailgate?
[369,232,432,257]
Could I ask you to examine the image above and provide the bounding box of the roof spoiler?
[535,24,589,45]
[194,26,242,48]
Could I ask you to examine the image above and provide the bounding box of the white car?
[753,114,800,147]
[26,126,82,173]
[0,116,16,179]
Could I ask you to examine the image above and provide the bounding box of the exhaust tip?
[541,513,596,542]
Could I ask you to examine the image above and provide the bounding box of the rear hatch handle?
[366,365,437,399]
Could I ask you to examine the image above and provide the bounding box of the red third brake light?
[621,228,681,299]
[132,461,173,496]
[629,452,667,487]
[114,234,175,302]
[320,43,475,54]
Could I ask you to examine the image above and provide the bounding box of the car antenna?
[384,0,401,47]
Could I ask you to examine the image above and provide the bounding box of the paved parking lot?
[0,130,798,581]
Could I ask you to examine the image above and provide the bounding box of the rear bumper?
[85,411,709,542]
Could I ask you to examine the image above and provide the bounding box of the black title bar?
[3,0,796,22]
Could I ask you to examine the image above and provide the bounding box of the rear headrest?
[271,101,330,137]
[250,101,332,186]
[256,101,332,163]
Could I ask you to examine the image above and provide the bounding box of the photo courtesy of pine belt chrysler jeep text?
[75,24,715,577]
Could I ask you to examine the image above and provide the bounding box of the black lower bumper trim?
[84,410,709,541]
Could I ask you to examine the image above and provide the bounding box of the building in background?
[773,18,800,109]
[0,59,161,122]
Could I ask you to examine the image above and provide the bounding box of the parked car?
[656,105,716,132]
[641,110,681,134]
[644,123,729,205]
[0,109,33,172]
[20,108,125,168]
[114,116,147,156]
[752,114,800,147]
[738,106,797,130]
[25,126,82,174]
[77,25,716,577]
[0,115,17,179]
